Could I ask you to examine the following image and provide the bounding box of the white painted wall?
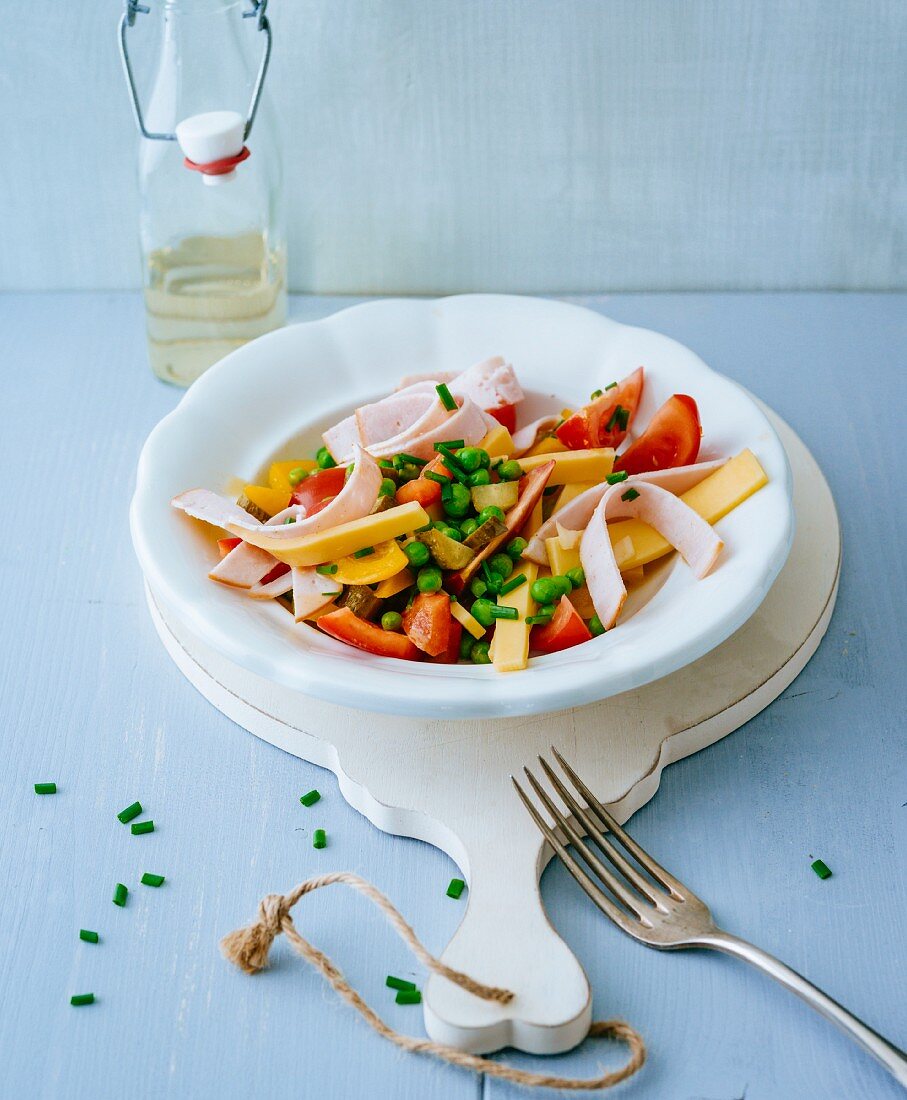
[1,0,904,292]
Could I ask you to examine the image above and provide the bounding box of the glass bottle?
[119,0,286,386]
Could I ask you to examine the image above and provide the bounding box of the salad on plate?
[172,356,769,672]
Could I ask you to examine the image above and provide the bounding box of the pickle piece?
[463,516,507,551]
[470,482,519,513]
[335,585,382,621]
[416,528,476,571]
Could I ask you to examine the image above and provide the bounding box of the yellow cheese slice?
[553,480,597,510]
[375,567,414,599]
[523,436,568,458]
[233,502,429,567]
[491,561,539,673]
[525,495,545,538]
[519,448,615,485]
[543,537,595,616]
[480,424,516,458]
[451,601,486,640]
[331,539,408,585]
[267,460,318,495]
[241,484,291,518]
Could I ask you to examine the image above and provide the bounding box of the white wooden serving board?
[145,409,839,1056]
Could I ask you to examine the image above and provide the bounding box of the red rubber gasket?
[184,145,251,176]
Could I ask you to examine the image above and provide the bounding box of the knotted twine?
[221,871,645,1091]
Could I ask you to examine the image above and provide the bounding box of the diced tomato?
[217,537,242,559]
[615,394,701,474]
[402,592,452,657]
[487,403,517,433]
[291,466,347,514]
[531,595,593,654]
[395,457,453,507]
[260,562,291,585]
[556,367,644,451]
[317,608,422,660]
[430,618,463,664]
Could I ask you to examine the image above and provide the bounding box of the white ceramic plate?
[131,294,793,718]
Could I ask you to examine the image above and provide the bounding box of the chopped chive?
[488,605,519,620]
[353,546,375,558]
[396,988,422,1005]
[316,563,338,575]
[436,383,458,412]
[605,380,618,390]
[621,488,640,502]
[606,470,628,485]
[590,389,603,399]
[397,453,427,467]
[313,829,327,849]
[113,883,128,907]
[434,439,465,451]
[446,878,466,899]
[440,482,453,502]
[117,801,142,824]
[79,929,99,944]
[70,993,95,1006]
[131,820,154,835]
[386,975,417,992]
[526,612,555,625]
[300,789,321,807]
[811,859,832,879]
[284,517,295,524]
[424,471,451,486]
[141,872,165,887]
[34,782,57,795]
[498,573,527,596]
[606,404,630,432]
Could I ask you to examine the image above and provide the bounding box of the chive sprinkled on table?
[446,878,466,899]
[385,975,416,992]
[141,872,165,887]
[131,820,154,835]
[112,883,128,907]
[70,993,95,1007]
[117,801,142,824]
[435,382,458,411]
[395,989,422,1005]
[299,789,321,807]
[79,929,99,944]
[811,859,832,879]
[34,782,57,795]
[313,829,327,849]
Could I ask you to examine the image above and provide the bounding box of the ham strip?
[511,415,562,455]
[522,459,726,564]
[324,381,439,462]
[209,541,276,588]
[367,395,496,462]
[292,567,342,621]
[247,566,294,599]
[580,482,724,629]
[448,356,524,410]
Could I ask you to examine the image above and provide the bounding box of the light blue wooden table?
[1,292,904,1100]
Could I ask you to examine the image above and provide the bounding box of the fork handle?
[701,931,907,1087]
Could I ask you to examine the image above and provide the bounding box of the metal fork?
[513,748,907,1088]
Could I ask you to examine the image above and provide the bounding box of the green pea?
[467,468,492,487]
[469,577,488,599]
[470,598,496,628]
[589,614,606,636]
[432,519,450,531]
[443,482,472,519]
[457,447,490,473]
[535,603,556,622]
[398,464,421,482]
[404,540,430,568]
[470,640,492,664]
[488,553,514,579]
[441,526,461,541]
[460,518,478,538]
[565,567,586,589]
[478,505,506,526]
[506,537,528,560]
[417,566,443,593]
[497,460,524,482]
[379,477,397,498]
[459,631,476,660]
[316,447,337,470]
[288,467,309,487]
[530,577,561,605]
[549,576,573,599]
[381,611,403,632]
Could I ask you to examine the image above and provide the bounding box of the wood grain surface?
[0,292,904,1099]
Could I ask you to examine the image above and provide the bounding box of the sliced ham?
[291,566,342,621]
[580,482,724,630]
[247,565,294,599]
[173,488,265,533]
[368,395,496,461]
[209,541,276,588]
[522,459,727,564]
[511,415,562,455]
[448,356,524,410]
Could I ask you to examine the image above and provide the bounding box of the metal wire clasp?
[118,0,273,143]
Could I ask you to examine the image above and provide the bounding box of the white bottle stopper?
[175,110,246,185]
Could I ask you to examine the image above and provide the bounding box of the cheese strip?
[522,436,569,458]
[491,562,539,673]
[451,601,485,640]
[230,502,429,567]
[511,415,562,455]
[375,567,414,599]
[544,537,595,617]
[480,424,515,458]
[518,448,614,485]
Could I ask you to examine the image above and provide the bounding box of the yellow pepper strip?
[268,460,317,495]
[375,567,414,599]
[331,539,409,585]
[519,448,614,484]
[480,424,515,458]
[523,436,568,458]
[241,484,291,517]
[232,502,430,567]
[451,601,485,640]
[490,562,539,672]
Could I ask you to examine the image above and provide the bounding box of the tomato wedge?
[402,592,452,657]
[487,403,517,433]
[395,457,453,507]
[317,607,422,660]
[615,394,701,474]
[531,595,592,654]
[260,561,290,585]
[217,537,242,558]
[430,618,463,664]
[556,367,644,451]
[291,466,347,515]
